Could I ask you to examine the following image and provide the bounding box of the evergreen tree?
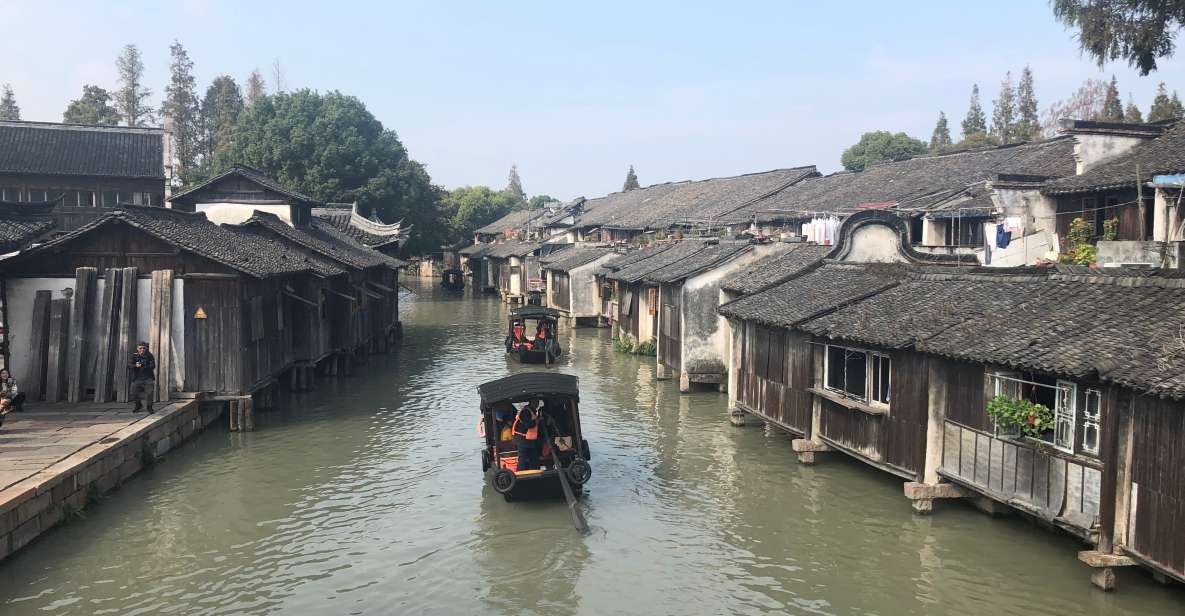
[114,44,153,126]
[162,41,200,180]
[200,76,244,159]
[961,84,987,138]
[1124,94,1144,123]
[0,84,19,120]
[506,165,526,203]
[63,85,120,124]
[622,165,640,191]
[840,131,928,171]
[1172,91,1185,119]
[245,69,266,106]
[991,72,1017,143]
[1148,83,1175,121]
[1101,76,1124,121]
[1015,66,1040,141]
[929,112,952,150]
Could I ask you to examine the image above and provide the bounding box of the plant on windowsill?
[986,395,1055,439]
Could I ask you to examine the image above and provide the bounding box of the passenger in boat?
[511,321,527,350]
[512,399,543,471]
[0,368,25,412]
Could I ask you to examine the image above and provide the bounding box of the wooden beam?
[366,280,395,293]
[329,289,358,302]
[46,298,70,402]
[67,267,97,402]
[149,270,174,403]
[114,267,138,403]
[283,290,319,308]
[93,269,119,402]
[25,291,51,401]
[353,284,383,300]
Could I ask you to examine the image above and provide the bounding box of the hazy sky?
[2,1,1183,199]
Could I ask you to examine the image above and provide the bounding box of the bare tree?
[115,44,154,126]
[271,59,286,93]
[1040,79,1109,137]
[245,69,267,106]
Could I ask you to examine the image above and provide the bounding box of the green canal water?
[1,280,1182,615]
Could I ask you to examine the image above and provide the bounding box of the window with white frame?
[825,344,890,407]
[1082,388,1102,455]
[1054,380,1077,453]
[985,370,1081,454]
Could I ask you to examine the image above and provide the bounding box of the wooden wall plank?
[25,290,51,401]
[46,298,70,402]
[93,268,119,402]
[114,267,138,402]
[67,267,97,402]
[151,270,174,402]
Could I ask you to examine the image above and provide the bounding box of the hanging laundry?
[996,224,1012,249]
[1004,216,1024,234]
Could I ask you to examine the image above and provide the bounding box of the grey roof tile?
[0,120,164,179]
[721,243,831,294]
[1044,120,1185,195]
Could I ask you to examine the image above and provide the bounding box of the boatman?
[512,399,543,471]
[128,341,157,414]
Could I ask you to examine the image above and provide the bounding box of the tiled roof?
[721,243,831,294]
[1044,120,1185,195]
[312,205,407,248]
[484,240,544,259]
[723,138,1075,223]
[238,211,403,271]
[596,242,676,276]
[459,242,493,257]
[474,208,546,235]
[14,206,328,278]
[541,246,618,272]
[0,120,164,179]
[169,164,322,206]
[0,201,55,253]
[718,262,904,327]
[642,241,752,283]
[579,167,816,231]
[606,240,713,284]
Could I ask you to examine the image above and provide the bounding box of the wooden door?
[183,277,242,394]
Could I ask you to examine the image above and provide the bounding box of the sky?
[2,0,1184,200]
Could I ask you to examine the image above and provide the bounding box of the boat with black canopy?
[505,306,563,364]
[441,268,465,291]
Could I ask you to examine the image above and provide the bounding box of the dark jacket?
[128,351,156,381]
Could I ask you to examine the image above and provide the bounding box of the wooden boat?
[478,373,592,502]
[441,268,465,291]
[505,306,562,364]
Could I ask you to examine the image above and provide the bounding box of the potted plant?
[986,395,1055,440]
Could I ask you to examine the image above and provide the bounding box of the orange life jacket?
[512,409,539,440]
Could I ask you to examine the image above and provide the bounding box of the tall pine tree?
[115,44,153,126]
[1015,66,1040,141]
[991,72,1017,144]
[1101,76,1124,121]
[506,165,526,204]
[63,85,120,125]
[200,76,244,159]
[1148,83,1175,121]
[0,84,19,120]
[1172,91,1185,119]
[162,41,200,181]
[961,84,987,138]
[929,112,952,150]
[622,165,640,191]
[1124,94,1144,123]
[245,69,266,106]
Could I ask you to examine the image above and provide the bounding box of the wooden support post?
[149,270,174,404]
[25,291,51,401]
[46,298,71,402]
[228,399,239,431]
[93,269,119,402]
[243,397,255,431]
[114,268,138,403]
[67,267,97,403]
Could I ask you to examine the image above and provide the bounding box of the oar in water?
[541,422,588,534]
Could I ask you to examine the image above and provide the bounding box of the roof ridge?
[0,119,163,133]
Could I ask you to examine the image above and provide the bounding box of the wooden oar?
[541,422,588,534]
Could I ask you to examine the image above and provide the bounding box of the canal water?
[1,280,1181,615]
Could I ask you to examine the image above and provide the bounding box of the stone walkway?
[0,401,177,491]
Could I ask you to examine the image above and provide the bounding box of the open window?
[985,370,1083,455]
[824,344,890,408]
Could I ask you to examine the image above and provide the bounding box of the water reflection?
[0,280,1181,615]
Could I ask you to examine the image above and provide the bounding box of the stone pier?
[0,398,220,563]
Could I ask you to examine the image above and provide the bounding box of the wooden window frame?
[1082,388,1102,455]
[823,343,889,409]
[647,287,658,316]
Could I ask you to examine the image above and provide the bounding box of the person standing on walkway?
[128,341,156,414]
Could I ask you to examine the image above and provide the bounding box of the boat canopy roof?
[478,373,580,405]
[509,306,561,320]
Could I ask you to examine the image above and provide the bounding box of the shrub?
[985,395,1054,437]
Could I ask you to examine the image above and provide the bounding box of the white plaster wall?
[638,284,656,343]
[568,254,618,319]
[196,202,291,226]
[995,187,1056,235]
[921,218,947,246]
[509,256,523,295]
[986,232,1055,267]
[1074,134,1146,174]
[840,225,908,263]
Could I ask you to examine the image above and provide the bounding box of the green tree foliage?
[0,84,19,120]
[961,84,987,138]
[1102,76,1124,121]
[991,72,1018,143]
[947,131,1002,153]
[114,44,153,126]
[162,41,201,181]
[1125,94,1145,122]
[506,165,526,204]
[1015,66,1040,141]
[245,69,266,106]
[1147,82,1185,120]
[1052,0,1185,75]
[840,131,927,172]
[200,89,442,252]
[200,76,244,160]
[63,85,119,124]
[443,186,520,238]
[622,165,640,191]
[527,194,557,209]
[929,112,952,151]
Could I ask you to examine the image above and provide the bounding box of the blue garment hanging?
[996,224,1012,250]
